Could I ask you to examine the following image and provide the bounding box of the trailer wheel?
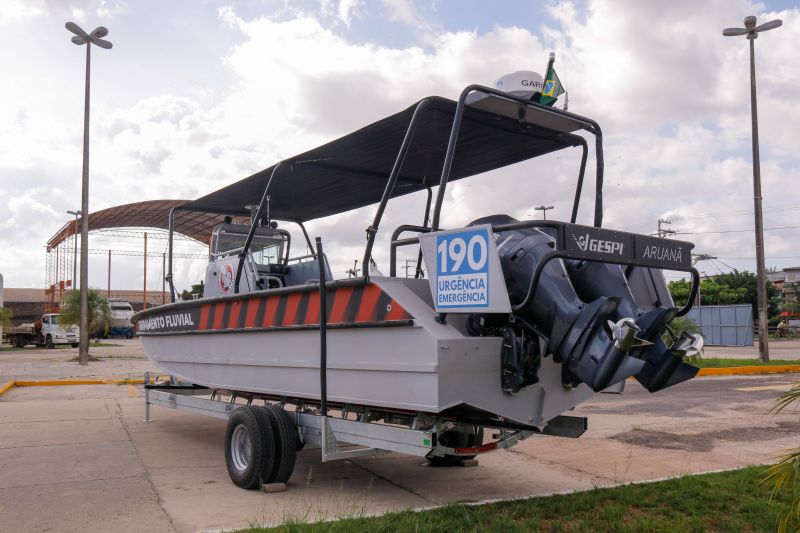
[428,426,484,467]
[71,343,79,348]
[224,406,275,489]
[46,335,55,349]
[260,405,297,484]
[11,336,21,348]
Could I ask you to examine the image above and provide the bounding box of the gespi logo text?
[573,233,624,255]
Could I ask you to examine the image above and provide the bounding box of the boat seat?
[283,257,333,287]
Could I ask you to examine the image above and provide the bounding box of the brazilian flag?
[540,67,564,106]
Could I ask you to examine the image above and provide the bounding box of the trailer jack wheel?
[224,406,275,489]
[428,427,484,467]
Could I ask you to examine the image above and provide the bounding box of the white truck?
[108,298,135,338]
[7,314,79,348]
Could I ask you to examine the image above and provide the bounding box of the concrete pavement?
[1,340,799,531]
[703,338,800,360]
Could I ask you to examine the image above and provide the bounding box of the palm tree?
[767,382,800,532]
[59,289,112,341]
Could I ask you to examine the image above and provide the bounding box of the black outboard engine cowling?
[470,215,646,392]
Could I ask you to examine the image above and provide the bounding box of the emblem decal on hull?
[219,261,234,295]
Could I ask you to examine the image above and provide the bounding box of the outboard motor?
[566,260,701,392]
[469,216,650,393]
[467,215,702,394]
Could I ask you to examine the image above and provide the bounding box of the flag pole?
[535,51,555,103]
[545,51,555,80]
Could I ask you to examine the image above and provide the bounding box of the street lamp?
[66,210,81,289]
[535,205,554,220]
[723,15,782,363]
[65,21,112,366]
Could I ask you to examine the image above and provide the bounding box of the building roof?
[2,288,46,303]
[46,199,234,251]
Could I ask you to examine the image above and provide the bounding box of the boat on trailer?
[134,79,703,488]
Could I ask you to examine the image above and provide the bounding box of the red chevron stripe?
[228,300,243,329]
[282,293,302,326]
[212,302,226,330]
[328,286,354,323]
[199,304,211,331]
[385,298,411,320]
[356,284,382,322]
[262,296,280,327]
[304,292,320,324]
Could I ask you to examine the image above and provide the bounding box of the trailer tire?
[260,404,297,484]
[46,335,55,349]
[71,343,79,348]
[224,406,275,489]
[428,426,484,467]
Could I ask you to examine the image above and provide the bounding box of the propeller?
[608,318,654,351]
[669,331,704,358]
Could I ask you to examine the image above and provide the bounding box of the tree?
[59,289,111,339]
[180,281,205,301]
[668,270,780,319]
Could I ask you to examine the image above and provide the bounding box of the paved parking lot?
[1,340,798,532]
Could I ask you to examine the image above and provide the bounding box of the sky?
[0,0,799,294]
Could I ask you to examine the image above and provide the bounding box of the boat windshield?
[215,234,284,267]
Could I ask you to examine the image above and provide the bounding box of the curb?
[2,367,798,399]
[0,377,145,397]
[696,365,800,376]
[0,380,14,397]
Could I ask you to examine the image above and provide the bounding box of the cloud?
[1,0,799,290]
[0,0,47,25]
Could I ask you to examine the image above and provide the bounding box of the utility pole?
[657,219,676,239]
[723,15,782,362]
[346,260,360,278]
[401,259,416,278]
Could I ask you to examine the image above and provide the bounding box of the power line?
[676,224,800,235]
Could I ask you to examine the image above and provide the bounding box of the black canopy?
[184,95,586,222]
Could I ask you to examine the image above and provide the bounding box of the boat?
[133,78,703,437]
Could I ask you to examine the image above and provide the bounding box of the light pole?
[66,210,80,289]
[535,205,554,220]
[723,15,782,363]
[66,22,112,365]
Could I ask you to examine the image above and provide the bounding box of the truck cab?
[40,313,79,348]
[108,298,135,338]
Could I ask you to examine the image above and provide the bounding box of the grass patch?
[692,358,799,368]
[240,467,794,532]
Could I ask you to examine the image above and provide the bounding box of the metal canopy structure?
[44,199,229,312]
[184,95,586,222]
[47,199,233,251]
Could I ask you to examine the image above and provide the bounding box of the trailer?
[144,373,587,487]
